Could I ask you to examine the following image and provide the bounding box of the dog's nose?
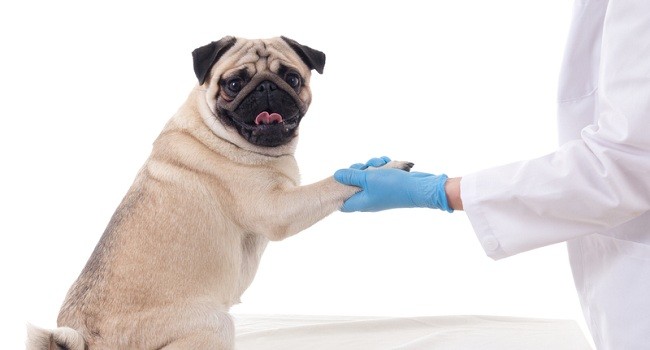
[256,81,277,92]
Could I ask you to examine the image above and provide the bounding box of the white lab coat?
[461,0,650,349]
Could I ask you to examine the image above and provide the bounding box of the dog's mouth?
[222,109,302,147]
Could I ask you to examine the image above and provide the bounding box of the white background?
[1,0,592,348]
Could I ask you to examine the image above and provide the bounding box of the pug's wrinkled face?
[193,36,325,148]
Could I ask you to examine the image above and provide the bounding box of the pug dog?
[26,36,412,350]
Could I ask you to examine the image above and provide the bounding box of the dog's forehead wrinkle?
[224,62,258,81]
[255,42,269,58]
[255,58,269,74]
[224,66,252,80]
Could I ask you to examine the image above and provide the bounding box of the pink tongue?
[254,111,283,125]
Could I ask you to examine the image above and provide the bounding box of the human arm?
[462,0,650,259]
[445,177,463,211]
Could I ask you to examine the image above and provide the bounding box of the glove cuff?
[432,174,454,213]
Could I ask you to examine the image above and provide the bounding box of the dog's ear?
[192,36,237,85]
[281,36,326,74]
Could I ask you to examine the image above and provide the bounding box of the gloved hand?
[334,157,452,213]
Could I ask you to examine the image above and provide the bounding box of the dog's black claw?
[401,162,414,172]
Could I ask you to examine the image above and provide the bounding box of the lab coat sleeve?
[461,0,650,260]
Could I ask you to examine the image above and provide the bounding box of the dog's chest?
[237,232,269,296]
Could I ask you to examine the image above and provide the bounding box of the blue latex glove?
[334,158,452,213]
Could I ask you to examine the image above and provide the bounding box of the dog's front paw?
[373,160,414,172]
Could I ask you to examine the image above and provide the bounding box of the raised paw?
[371,160,414,172]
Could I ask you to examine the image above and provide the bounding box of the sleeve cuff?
[461,173,510,260]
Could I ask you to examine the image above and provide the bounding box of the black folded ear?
[192,36,237,85]
[281,36,326,74]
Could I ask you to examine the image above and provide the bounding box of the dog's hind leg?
[159,331,234,350]
[160,315,235,350]
[26,325,86,350]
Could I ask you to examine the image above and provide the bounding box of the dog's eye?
[285,73,301,89]
[227,78,244,93]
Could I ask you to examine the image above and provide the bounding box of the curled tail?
[26,324,86,350]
